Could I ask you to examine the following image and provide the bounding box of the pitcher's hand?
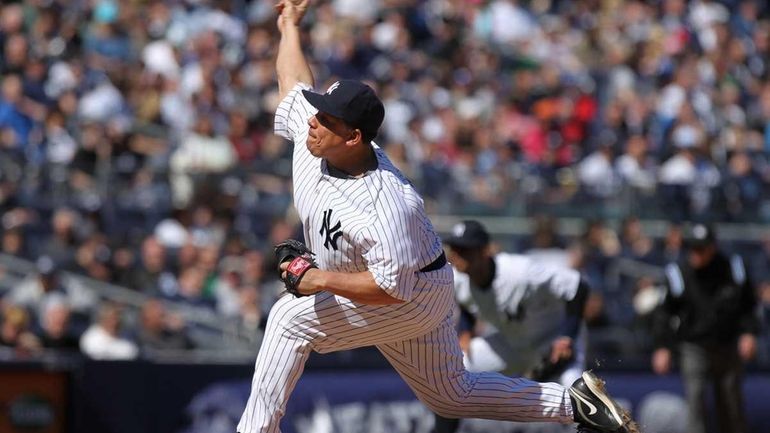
[549,336,574,364]
[276,0,310,31]
[652,347,671,375]
[738,333,757,362]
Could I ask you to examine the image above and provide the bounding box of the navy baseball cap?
[36,255,59,276]
[302,80,385,141]
[685,223,716,249]
[444,220,490,249]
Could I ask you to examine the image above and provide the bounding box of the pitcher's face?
[688,244,716,269]
[306,112,354,158]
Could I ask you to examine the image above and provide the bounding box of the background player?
[237,1,634,433]
[434,220,590,433]
[651,224,758,433]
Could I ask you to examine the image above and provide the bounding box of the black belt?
[420,252,447,273]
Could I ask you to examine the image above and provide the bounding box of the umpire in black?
[651,223,759,433]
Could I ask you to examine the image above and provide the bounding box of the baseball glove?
[274,239,318,297]
[527,350,575,382]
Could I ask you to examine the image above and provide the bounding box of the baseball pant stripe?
[237,292,573,433]
[378,320,571,420]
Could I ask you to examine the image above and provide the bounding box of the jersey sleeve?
[453,267,478,313]
[358,221,421,302]
[652,262,685,348]
[524,256,581,301]
[274,82,315,143]
[731,255,760,335]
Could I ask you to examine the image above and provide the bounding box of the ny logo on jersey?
[319,209,343,251]
[326,81,341,95]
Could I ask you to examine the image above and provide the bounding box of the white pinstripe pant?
[236,283,574,433]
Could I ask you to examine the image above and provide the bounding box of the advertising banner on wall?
[0,369,68,433]
[179,370,770,433]
[49,359,770,433]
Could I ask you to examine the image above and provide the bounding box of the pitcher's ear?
[346,128,362,146]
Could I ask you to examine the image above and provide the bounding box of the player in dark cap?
[434,220,593,433]
[651,223,759,433]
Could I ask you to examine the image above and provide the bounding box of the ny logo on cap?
[326,81,341,95]
[452,223,466,237]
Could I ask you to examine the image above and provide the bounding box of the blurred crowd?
[0,0,769,363]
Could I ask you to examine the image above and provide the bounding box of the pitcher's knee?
[422,395,466,418]
[431,406,462,419]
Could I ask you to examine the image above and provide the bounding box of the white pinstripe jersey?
[275,83,446,301]
[236,84,573,433]
[454,253,581,344]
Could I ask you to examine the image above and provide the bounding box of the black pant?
[432,415,460,433]
[680,342,746,433]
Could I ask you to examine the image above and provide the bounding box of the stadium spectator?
[0,305,40,356]
[170,116,236,207]
[0,0,766,366]
[580,220,621,288]
[80,303,138,361]
[3,255,96,320]
[723,150,764,220]
[37,296,80,352]
[41,208,81,270]
[171,267,216,310]
[578,138,620,199]
[1,225,27,259]
[521,215,565,252]
[120,236,177,296]
[658,125,702,220]
[615,134,657,193]
[619,217,656,263]
[236,285,265,336]
[74,233,113,283]
[656,222,686,265]
[135,299,194,354]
